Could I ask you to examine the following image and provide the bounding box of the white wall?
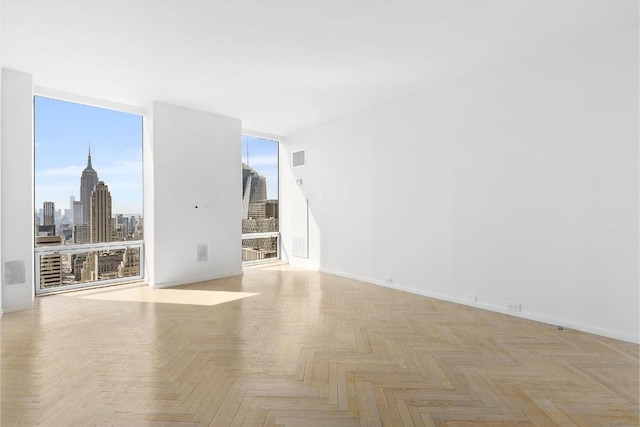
[150,101,242,288]
[0,3,3,316]
[282,28,639,343]
[1,69,34,312]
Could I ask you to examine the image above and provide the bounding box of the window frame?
[32,88,147,294]
[241,130,282,265]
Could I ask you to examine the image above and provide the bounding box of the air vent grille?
[4,260,26,285]
[291,199,309,258]
[292,237,308,258]
[292,149,306,167]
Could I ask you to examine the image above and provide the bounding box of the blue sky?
[34,96,143,214]
[242,135,279,200]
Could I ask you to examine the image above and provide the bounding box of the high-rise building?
[265,199,279,219]
[241,164,278,236]
[37,225,56,237]
[81,251,123,282]
[129,216,137,231]
[241,163,277,258]
[90,181,112,243]
[80,148,99,225]
[72,254,86,281]
[80,252,96,282]
[118,247,140,278]
[95,252,122,280]
[37,235,63,287]
[242,163,267,219]
[72,201,83,226]
[38,201,57,237]
[114,214,130,240]
[39,253,62,288]
[43,201,55,226]
[73,224,90,244]
[133,219,144,240]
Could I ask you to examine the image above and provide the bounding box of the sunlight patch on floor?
[63,283,258,306]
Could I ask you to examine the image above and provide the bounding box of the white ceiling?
[2,0,638,136]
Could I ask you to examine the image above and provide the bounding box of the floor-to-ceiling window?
[241,135,279,263]
[33,96,144,294]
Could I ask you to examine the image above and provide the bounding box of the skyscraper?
[73,224,89,244]
[80,148,99,225]
[39,253,63,288]
[72,201,83,226]
[242,163,267,219]
[241,163,277,249]
[90,181,112,243]
[118,247,140,278]
[43,201,55,226]
[37,201,57,237]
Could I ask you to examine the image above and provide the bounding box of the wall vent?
[4,260,26,285]
[292,237,308,258]
[291,199,309,258]
[197,244,209,262]
[292,149,306,167]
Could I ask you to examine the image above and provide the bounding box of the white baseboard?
[2,302,34,314]
[319,267,639,344]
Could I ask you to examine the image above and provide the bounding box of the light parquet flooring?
[1,264,638,426]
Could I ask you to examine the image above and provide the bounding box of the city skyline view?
[34,96,143,214]
[242,135,278,200]
[34,96,279,277]
[241,136,279,262]
[34,96,144,290]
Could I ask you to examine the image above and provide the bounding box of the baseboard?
[319,267,639,344]
[2,302,34,314]
[287,258,320,271]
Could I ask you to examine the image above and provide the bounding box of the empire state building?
[80,148,99,225]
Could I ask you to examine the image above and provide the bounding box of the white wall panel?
[1,69,34,312]
[151,102,242,287]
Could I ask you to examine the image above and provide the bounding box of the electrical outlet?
[465,294,477,303]
[385,277,393,284]
[507,302,521,312]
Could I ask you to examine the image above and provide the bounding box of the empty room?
[1,0,638,426]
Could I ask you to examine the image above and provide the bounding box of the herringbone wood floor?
[1,264,638,426]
